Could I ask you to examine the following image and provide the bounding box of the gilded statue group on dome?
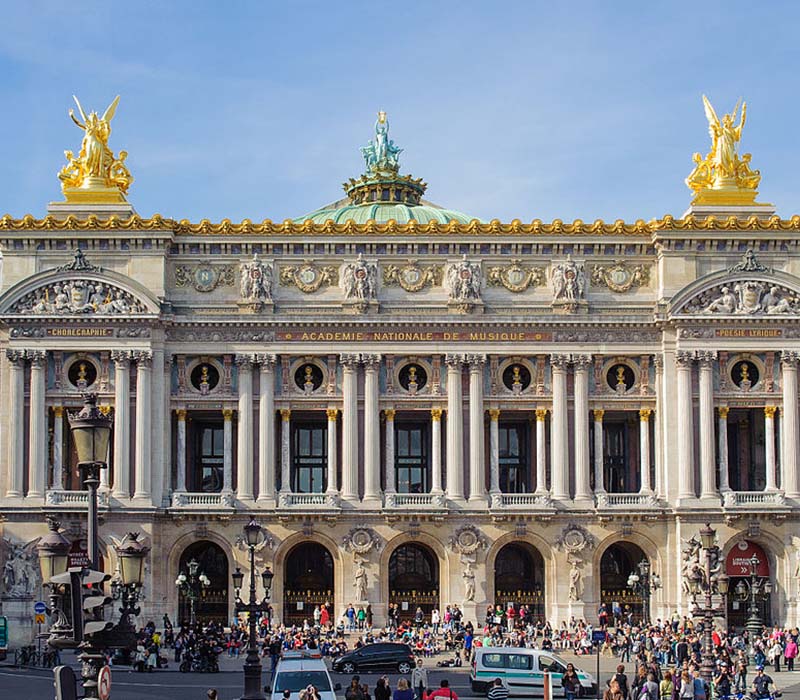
[685,95,761,203]
[360,111,403,173]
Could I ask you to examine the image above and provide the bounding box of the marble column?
[236,355,254,501]
[363,354,382,504]
[445,354,465,501]
[717,407,730,492]
[431,408,443,494]
[488,408,500,495]
[326,408,339,494]
[133,351,153,501]
[222,408,234,493]
[639,408,652,493]
[780,352,800,498]
[384,409,396,494]
[52,406,64,491]
[653,357,664,498]
[535,408,548,494]
[175,409,188,492]
[698,351,717,499]
[593,409,605,493]
[467,354,487,504]
[550,355,570,500]
[27,350,47,498]
[676,351,696,500]
[5,351,25,497]
[280,408,291,492]
[764,406,778,491]
[573,355,592,502]
[257,355,276,502]
[340,354,360,501]
[111,351,131,498]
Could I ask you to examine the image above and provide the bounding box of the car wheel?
[342,662,356,674]
[398,661,412,674]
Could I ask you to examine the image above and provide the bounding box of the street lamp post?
[233,518,273,700]
[743,554,772,644]
[110,532,150,662]
[175,559,210,629]
[626,558,661,626]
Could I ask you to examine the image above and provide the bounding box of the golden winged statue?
[686,95,761,205]
[58,95,133,202]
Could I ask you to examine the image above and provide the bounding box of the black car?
[332,643,415,674]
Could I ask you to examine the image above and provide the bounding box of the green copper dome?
[294,113,479,225]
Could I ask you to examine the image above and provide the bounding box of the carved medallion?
[342,527,382,556]
[280,262,338,293]
[487,260,545,293]
[591,261,649,293]
[448,524,488,555]
[175,264,235,292]
[383,261,442,292]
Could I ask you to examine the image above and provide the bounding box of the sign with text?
[276,329,553,343]
[725,540,770,577]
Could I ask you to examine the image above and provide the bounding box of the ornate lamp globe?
[735,580,747,598]
[699,523,716,550]
[261,566,274,593]
[638,559,650,577]
[176,573,187,586]
[67,393,112,465]
[199,573,211,587]
[749,554,760,575]
[717,573,730,596]
[243,518,262,547]
[232,567,244,591]
[188,559,200,578]
[37,517,71,583]
[115,532,150,587]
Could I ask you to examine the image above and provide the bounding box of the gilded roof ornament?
[685,95,762,206]
[360,111,403,174]
[57,95,133,203]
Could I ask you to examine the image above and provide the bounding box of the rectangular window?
[499,422,529,493]
[726,408,768,491]
[395,422,429,493]
[603,416,639,493]
[193,422,224,492]
[482,653,505,669]
[507,654,533,670]
[292,422,327,493]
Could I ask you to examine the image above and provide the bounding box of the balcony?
[45,489,110,508]
[170,491,236,509]
[384,492,446,509]
[595,492,662,509]
[277,492,340,509]
[722,490,787,509]
[489,493,554,510]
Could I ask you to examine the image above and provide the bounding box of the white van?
[271,650,341,700]
[470,647,596,697]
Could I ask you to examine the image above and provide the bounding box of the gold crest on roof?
[686,95,763,206]
[57,95,133,203]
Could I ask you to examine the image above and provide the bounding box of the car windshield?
[274,671,332,693]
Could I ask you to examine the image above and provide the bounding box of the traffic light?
[49,567,111,646]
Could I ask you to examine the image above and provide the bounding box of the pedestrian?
[611,664,629,699]
[785,635,797,671]
[658,670,673,700]
[678,671,693,700]
[375,677,392,700]
[562,663,582,700]
[394,678,416,700]
[424,679,459,700]
[488,678,509,700]
[207,691,218,700]
[346,676,366,700]
[411,658,428,700]
[604,679,625,700]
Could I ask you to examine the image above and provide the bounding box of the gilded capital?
[764,405,777,419]
[280,408,291,422]
[52,405,65,418]
[175,408,188,421]
[535,408,548,421]
[488,408,501,421]
[639,408,652,421]
[430,407,443,421]
[384,408,396,421]
[593,408,605,421]
[326,408,339,421]
[718,406,730,419]
[222,408,235,420]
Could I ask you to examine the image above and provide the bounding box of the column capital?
[361,353,381,370]
[639,408,652,421]
[431,407,443,421]
[235,353,256,368]
[52,405,65,418]
[488,408,501,421]
[465,353,487,369]
[5,349,25,366]
[697,350,717,367]
[133,350,153,367]
[175,408,188,420]
[326,408,339,421]
[593,408,605,421]
[256,353,277,368]
[222,408,235,421]
[781,350,800,367]
[535,408,548,421]
[26,349,47,366]
[653,355,664,371]
[764,405,777,419]
[550,354,570,370]
[676,351,695,368]
[445,353,465,368]
[111,350,131,367]
[280,408,291,422]
[571,353,592,370]
[718,405,730,419]
[384,408,396,421]
[340,353,360,369]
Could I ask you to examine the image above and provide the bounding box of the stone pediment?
[0,252,161,318]
[669,251,800,319]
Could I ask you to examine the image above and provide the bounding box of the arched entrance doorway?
[600,542,648,624]
[725,540,772,630]
[283,542,334,625]
[494,543,545,619]
[389,543,439,622]
[178,541,229,626]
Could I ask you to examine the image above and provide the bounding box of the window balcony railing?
[595,492,662,509]
[45,489,110,508]
[722,490,786,508]
[384,492,446,509]
[277,492,340,509]
[489,493,554,509]
[170,491,235,508]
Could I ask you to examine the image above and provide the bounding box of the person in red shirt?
[424,680,459,700]
[320,605,330,627]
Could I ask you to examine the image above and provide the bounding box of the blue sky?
[2,1,800,222]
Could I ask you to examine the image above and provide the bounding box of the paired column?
[236,355,255,501]
[384,409,396,494]
[340,354,360,500]
[52,406,64,491]
[6,351,25,497]
[222,408,234,493]
[431,408,443,494]
[653,357,664,498]
[550,355,570,500]
[573,355,592,502]
[326,408,339,494]
[639,409,652,493]
[488,408,500,495]
[676,351,696,500]
[133,351,153,501]
[257,355,276,501]
[764,406,778,491]
[111,351,131,498]
[467,354,486,503]
[535,409,548,494]
[593,409,605,493]
[717,407,730,492]
[280,409,291,492]
[27,350,47,498]
[363,354,382,503]
[445,354,465,501]
[697,351,717,499]
[781,352,800,498]
[175,409,188,492]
